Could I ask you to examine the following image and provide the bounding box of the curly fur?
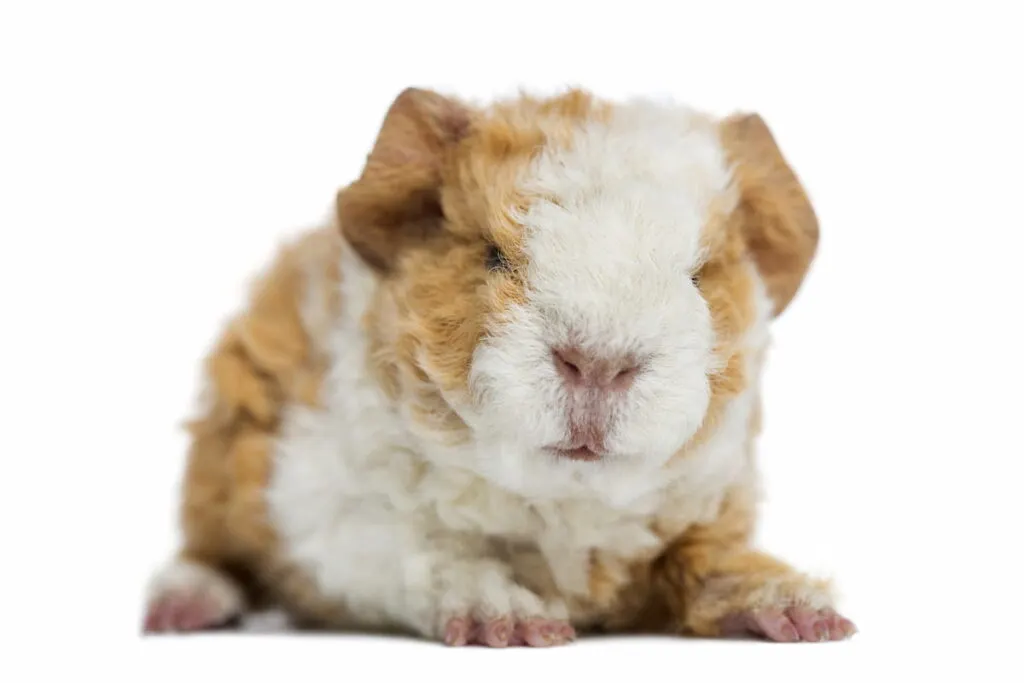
[144,86,837,642]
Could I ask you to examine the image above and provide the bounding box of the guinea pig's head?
[337,87,818,497]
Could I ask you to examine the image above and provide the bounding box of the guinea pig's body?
[144,88,854,645]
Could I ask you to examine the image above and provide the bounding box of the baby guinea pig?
[143,87,855,646]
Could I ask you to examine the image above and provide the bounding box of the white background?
[2,1,1022,680]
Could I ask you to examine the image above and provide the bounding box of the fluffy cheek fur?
[390,240,721,498]
[466,287,715,463]
[460,237,720,489]
[454,103,743,484]
[393,243,487,393]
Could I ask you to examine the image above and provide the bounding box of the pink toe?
[787,607,826,641]
[818,609,856,640]
[179,601,201,630]
[538,619,574,646]
[143,604,162,633]
[178,607,200,631]
[482,617,513,647]
[517,620,548,647]
[780,622,799,642]
[162,597,185,631]
[751,609,799,642]
[508,619,574,647]
[823,611,844,640]
[148,601,167,632]
[719,612,756,637]
[444,617,471,646]
[195,600,223,630]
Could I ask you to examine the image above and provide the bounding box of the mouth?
[547,445,603,462]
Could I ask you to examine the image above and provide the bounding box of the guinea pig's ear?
[720,113,820,317]
[336,87,472,272]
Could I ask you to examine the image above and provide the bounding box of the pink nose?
[553,346,639,392]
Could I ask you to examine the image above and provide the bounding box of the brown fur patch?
[351,88,607,438]
[336,88,472,273]
[587,386,822,637]
[693,226,758,444]
[579,468,767,635]
[719,113,820,317]
[177,226,342,611]
[658,477,831,637]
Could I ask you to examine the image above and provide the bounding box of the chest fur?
[266,357,753,609]
[264,250,756,611]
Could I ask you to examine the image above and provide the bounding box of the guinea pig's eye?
[690,272,701,287]
[486,244,510,272]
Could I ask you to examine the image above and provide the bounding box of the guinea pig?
[142,87,855,646]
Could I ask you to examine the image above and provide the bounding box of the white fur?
[454,102,736,501]
[266,101,774,638]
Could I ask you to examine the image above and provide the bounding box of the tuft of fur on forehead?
[442,89,608,260]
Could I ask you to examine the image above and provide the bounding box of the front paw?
[687,570,856,642]
[430,562,574,648]
[444,615,575,647]
[719,605,855,642]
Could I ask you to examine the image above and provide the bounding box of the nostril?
[611,364,639,390]
[553,348,582,381]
